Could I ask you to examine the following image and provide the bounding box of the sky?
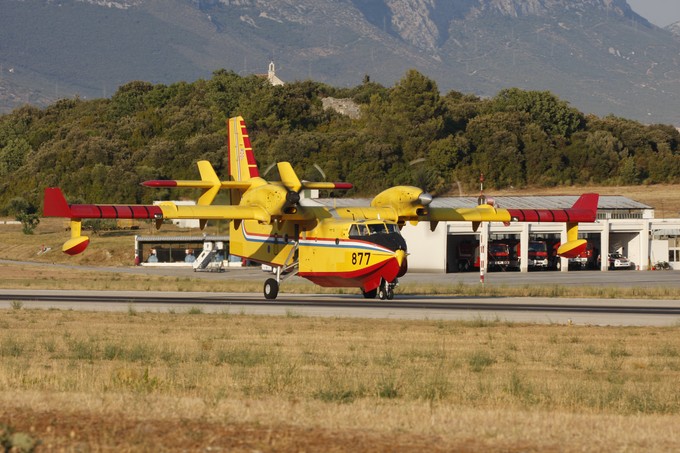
[627,0,680,27]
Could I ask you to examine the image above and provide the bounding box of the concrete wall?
[400,221,448,272]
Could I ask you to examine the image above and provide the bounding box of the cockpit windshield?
[349,222,400,237]
[368,223,388,234]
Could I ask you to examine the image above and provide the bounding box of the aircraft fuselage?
[228,207,407,293]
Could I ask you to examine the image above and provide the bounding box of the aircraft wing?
[368,188,598,259]
[424,193,599,224]
[44,187,270,222]
[43,187,272,254]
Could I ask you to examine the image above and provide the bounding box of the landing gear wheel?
[264,278,279,300]
[377,279,395,300]
[362,288,377,299]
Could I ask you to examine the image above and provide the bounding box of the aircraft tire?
[378,287,387,300]
[264,278,279,300]
[362,289,377,299]
[386,287,394,300]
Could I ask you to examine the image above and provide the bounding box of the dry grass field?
[1,308,680,451]
[2,185,680,451]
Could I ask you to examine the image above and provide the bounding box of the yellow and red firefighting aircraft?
[44,116,599,300]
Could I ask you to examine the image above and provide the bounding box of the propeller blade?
[277,162,302,193]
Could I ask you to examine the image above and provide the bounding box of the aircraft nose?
[361,232,408,253]
[395,249,406,267]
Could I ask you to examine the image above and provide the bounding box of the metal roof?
[312,195,651,210]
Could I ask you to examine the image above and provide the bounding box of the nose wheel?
[377,278,396,300]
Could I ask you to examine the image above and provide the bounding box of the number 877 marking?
[351,252,371,265]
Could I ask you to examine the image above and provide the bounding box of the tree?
[492,88,584,137]
[0,138,30,176]
[465,112,528,188]
[9,197,40,235]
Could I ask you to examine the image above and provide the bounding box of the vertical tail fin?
[228,116,259,182]
[227,116,259,205]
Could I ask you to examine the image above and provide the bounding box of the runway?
[3,288,680,327]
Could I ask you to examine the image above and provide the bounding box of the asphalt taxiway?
[2,287,680,327]
[3,260,680,326]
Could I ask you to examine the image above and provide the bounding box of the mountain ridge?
[2,0,680,125]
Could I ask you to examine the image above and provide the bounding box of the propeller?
[249,161,352,220]
[277,162,303,209]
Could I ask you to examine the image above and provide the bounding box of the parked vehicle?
[568,241,596,270]
[488,242,511,270]
[605,252,632,270]
[457,240,480,271]
[653,261,671,270]
[514,241,549,270]
[457,241,511,271]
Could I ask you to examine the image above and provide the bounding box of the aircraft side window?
[357,224,369,236]
[349,224,360,237]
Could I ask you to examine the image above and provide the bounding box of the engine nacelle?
[238,179,290,222]
[370,186,432,220]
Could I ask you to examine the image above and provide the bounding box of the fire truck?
[458,240,511,271]
[514,240,549,270]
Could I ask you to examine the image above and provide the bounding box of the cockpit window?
[368,223,388,234]
[385,223,400,234]
[349,224,369,237]
[350,222,399,237]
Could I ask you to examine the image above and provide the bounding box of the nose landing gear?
[377,278,397,300]
[362,279,396,300]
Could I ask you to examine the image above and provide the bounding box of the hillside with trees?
[1,69,679,214]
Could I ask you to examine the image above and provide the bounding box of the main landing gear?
[264,278,279,300]
[362,278,397,300]
[263,242,298,300]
